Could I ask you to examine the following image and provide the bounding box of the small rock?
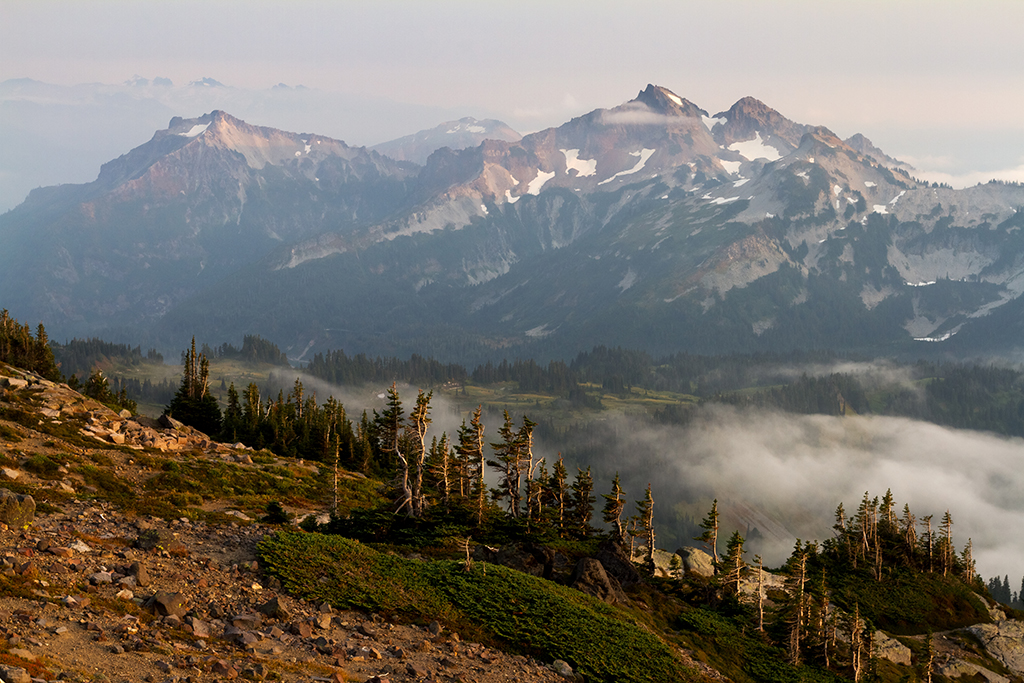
[149,591,189,617]
[130,561,150,586]
[553,659,574,678]
[69,539,92,553]
[257,596,291,621]
[0,665,31,683]
[406,662,430,678]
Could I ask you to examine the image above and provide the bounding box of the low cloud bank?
[572,406,1024,582]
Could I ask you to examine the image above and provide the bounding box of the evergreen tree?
[635,484,655,565]
[547,456,570,536]
[570,466,595,537]
[455,406,487,525]
[166,337,221,435]
[376,383,412,516]
[601,473,627,543]
[221,383,243,442]
[695,499,720,564]
[720,530,746,594]
[488,411,523,517]
[407,389,433,517]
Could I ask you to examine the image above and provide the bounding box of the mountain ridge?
[3,85,1024,361]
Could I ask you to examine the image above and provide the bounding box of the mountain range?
[2,84,1024,362]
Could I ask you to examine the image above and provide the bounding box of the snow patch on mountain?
[702,114,726,131]
[720,159,742,175]
[728,132,781,161]
[179,123,210,138]
[598,149,656,185]
[618,268,637,291]
[561,149,597,177]
[527,170,555,195]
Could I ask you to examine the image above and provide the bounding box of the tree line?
[685,490,1009,682]
[0,310,60,381]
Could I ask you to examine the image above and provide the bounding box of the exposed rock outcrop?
[676,546,715,577]
[967,620,1024,676]
[570,557,628,605]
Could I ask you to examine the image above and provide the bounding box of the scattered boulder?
[148,591,189,617]
[1,377,29,390]
[159,414,184,430]
[0,488,35,527]
[676,546,716,577]
[569,557,628,605]
[258,596,292,621]
[130,561,150,586]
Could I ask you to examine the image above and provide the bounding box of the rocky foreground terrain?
[0,364,569,683]
[2,362,1024,683]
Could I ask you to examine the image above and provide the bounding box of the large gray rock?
[967,620,1024,676]
[570,557,628,605]
[873,630,912,666]
[0,488,35,528]
[676,546,715,577]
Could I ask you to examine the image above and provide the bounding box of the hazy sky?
[3,0,1024,183]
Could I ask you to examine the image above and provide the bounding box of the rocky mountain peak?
[633,84,705,118]
[845,132,915,171]
[714,96,806,150]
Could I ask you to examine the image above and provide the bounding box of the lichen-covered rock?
[967,620,1024,676]
[0,488,35,527]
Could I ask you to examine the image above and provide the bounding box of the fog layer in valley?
[577,406,1024,583]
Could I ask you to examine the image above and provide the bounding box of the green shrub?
[259,531,695,683]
